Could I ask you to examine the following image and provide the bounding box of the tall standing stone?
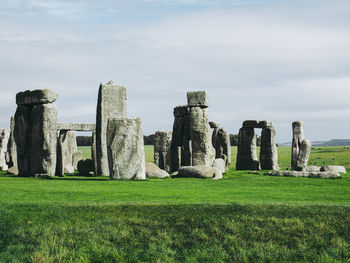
[154,130,172,171]
[6,117,18,174]
[96,81,127,176]
[107,118,145,180]
[56,130,78,176]
[14,89,58,176]
[215,128,231,169]
[260,126,279,170]
[0,129,10,171]
[236,127,260,170]
[291,121,311,171]
[188,106,215,166]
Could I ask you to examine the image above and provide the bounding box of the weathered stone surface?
[107,118,145,180]
[268,170,340,179]
[154,131,172,171]
[145,162,169,178]
[236,127,260,170]
[307,166,321,172]
[96,81,127,176]
[57,123,96,131]
[170,105,191,172]
[5,116,18,174]
[212,158,226,173]
[77,159,94,176]
[73,151,83,170]
[177,165,222,179]
[291,121,311,171]
[56,130,78,176]
[320,165,346,174]
[0,129,10,171]
[243,120,273,129]
[16,89,58,106]
[212,128,231,169]
[209,122,219,129]
[260,126,279,170]
[189,107,215,166]
[15,102,58,176]
[91,131,97,175]
[187,91,209,108]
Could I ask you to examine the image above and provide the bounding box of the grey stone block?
[260,126,279,170]
[16,89,58,106]
[145,162,169,178]
[187,91,209,108]
[177,165,222,179]
[242,120,273,128]
[5,116,18,174]
[236,127,260,170]
[0,129,10,171]
[154,130,172,171]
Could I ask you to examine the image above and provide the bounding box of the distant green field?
[1,146,350,262]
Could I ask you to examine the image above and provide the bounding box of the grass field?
[1,146,350,262]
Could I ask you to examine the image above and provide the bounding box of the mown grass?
[1,146,350,262]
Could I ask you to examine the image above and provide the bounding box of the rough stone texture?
[57,123,96,131]
[268,170,340,179]
[77,159,94,176]
[236,127,260,170]
[291,121,311,171]
[187,91,209,108]
[243,120,273,129]
[170,105,191,172]
[209,121,219,129]
[177,165,222,179]
[212,158,226,173]
[16,89,58,106]
[307,166,321,172]
[56,130,78,176]
[107,118,145,180]
[260,126,279,170]
[5,116,18,174]
[73,151,83,170]
[14,102,58,176]
[0,129,10,171]
[320,165,346,174]
[154,130,172,171]
[96,81,127,176]
[145,162,169,178]
[91,131,97,175]
[189,107,215,167]
[212,128,231,169]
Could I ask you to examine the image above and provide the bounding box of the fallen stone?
[306,166,321,172]
[57,123,96,131]
[0,129,10,171]
[177,165,222,179]
[107,118,145,180]
[187,91,209,108]
[16,89,58,106]
[212,158,226,173]
[243,120,272,129]
[77,159,94,176]
[268,170,340,179]
[320,165,346,174]
[145,162,169,178]
[96,80,127,176]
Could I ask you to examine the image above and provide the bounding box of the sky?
[0,0,349,143]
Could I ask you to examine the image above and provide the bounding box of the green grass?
[1,146,350,262]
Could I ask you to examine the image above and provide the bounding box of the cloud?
[0,0,349,143]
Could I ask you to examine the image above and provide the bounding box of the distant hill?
[278,139,350,147]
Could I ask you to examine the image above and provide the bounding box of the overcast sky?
[0,0,349,142]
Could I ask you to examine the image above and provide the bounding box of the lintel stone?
[16,89,58,106]
[57,123,96,131]
[187,91,209,108]
[242,120,272,129]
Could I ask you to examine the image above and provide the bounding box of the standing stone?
[236,127,260,170]
[91,130,97,175]
[188,106,215,166]
[212,127,231,169]
[107,118,145,180]
[170,105,191,172]
[96,81,127,176]
[260,126,279,170]
[73,151,83,171]
[56,130,78,176]
[0,129,10,170]
[6,116,18,174]
[14,90,58,176]
[291,121,311,171]
[154,130,172,171]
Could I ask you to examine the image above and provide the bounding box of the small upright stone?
[107,118,145,180]
[96,81,127,176]
[236,127,260,170]
[0,129,10,171]
[187,91,209,108]
[213,128,231,169]
[154,130,172,171]
[56,130,78,176]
